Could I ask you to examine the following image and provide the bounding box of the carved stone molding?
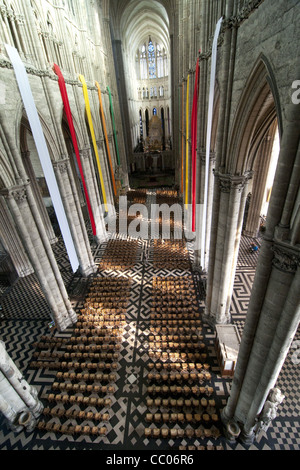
[214,171,252,193]
[199,150,216,164]
[1,183,30,205]
[53,159,70,174]
[80,148,91,160]
[272,245,300,274]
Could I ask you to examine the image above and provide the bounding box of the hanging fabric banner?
[181,81,184,194]
[106,86,121,166]
[5,44,79,273]
[185,74,190,207]
[191,57,200,232]
[53,64,96,236]
[95,81,117,197]
[200,17,223,268]
[78,75,108,212]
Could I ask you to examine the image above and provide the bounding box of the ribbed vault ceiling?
[110,0,170,53]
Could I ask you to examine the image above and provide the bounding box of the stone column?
[0,196,33,277]
[110,38,131,178]
[21,150,58,245]
[53,158,97,276]
[222,243,300,444]
[0,340,43,432]
[242,247,300,442]
[205,171,251,324]
[221,100,300,444]
[80,148,108,243]
[3,183,76,331]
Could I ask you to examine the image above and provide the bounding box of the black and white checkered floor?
[0,190,299,451]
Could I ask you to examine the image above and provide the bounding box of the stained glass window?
[148,38,156,79]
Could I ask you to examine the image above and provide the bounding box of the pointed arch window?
[148,38,156,79]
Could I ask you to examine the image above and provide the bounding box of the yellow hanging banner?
[79,74,108,211]
[95,81,117,197]
[185,74,190,207]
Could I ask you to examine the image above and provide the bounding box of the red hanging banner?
[53,64,96,236]
[191,57,200,232]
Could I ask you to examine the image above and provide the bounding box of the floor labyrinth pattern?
[0,189,299,451]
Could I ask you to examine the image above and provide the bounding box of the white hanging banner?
[5,44,79,273]
[200,17,223,269]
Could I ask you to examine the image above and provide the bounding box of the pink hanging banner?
[191,57,200,232]
[53,64,96,236]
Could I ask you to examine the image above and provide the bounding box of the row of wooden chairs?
[56,371,116,382]
[145,412,219,424]
[146,396,215,408]
[148,362,209,371]
[147,371,212,383]
[149,319,202,327]
[146,385,214,397]
[76,319,126,328]
[151,306,198,313]
[149,313,200,320]
[144,426,221,439]
[77,314,126,323]
[84,302,128,309]
[52,382,115,394]
[148,351,207,361]
[64,344,120,352]
[148,342,205,351]
[34,348,120,360]
[152,282,194,290]
[150,325,202,334]
[34,342,121,355]
[44,393,112,407]
[73,328,123,336]
[148,334,203,342]
[68,336,122,346]
[99,263,136,270]
[31,360,119,370]
[156,189,178,197]
[37,420,107,436]
[43,407,110,422]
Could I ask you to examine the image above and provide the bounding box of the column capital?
[199,150,216,164]
[1,182,30,205]
[272,244,300,273]
[79,148,91,159]
[214,170,253,193]
[52,157,70,173]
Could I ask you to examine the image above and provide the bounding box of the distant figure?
[250,243,258,253]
